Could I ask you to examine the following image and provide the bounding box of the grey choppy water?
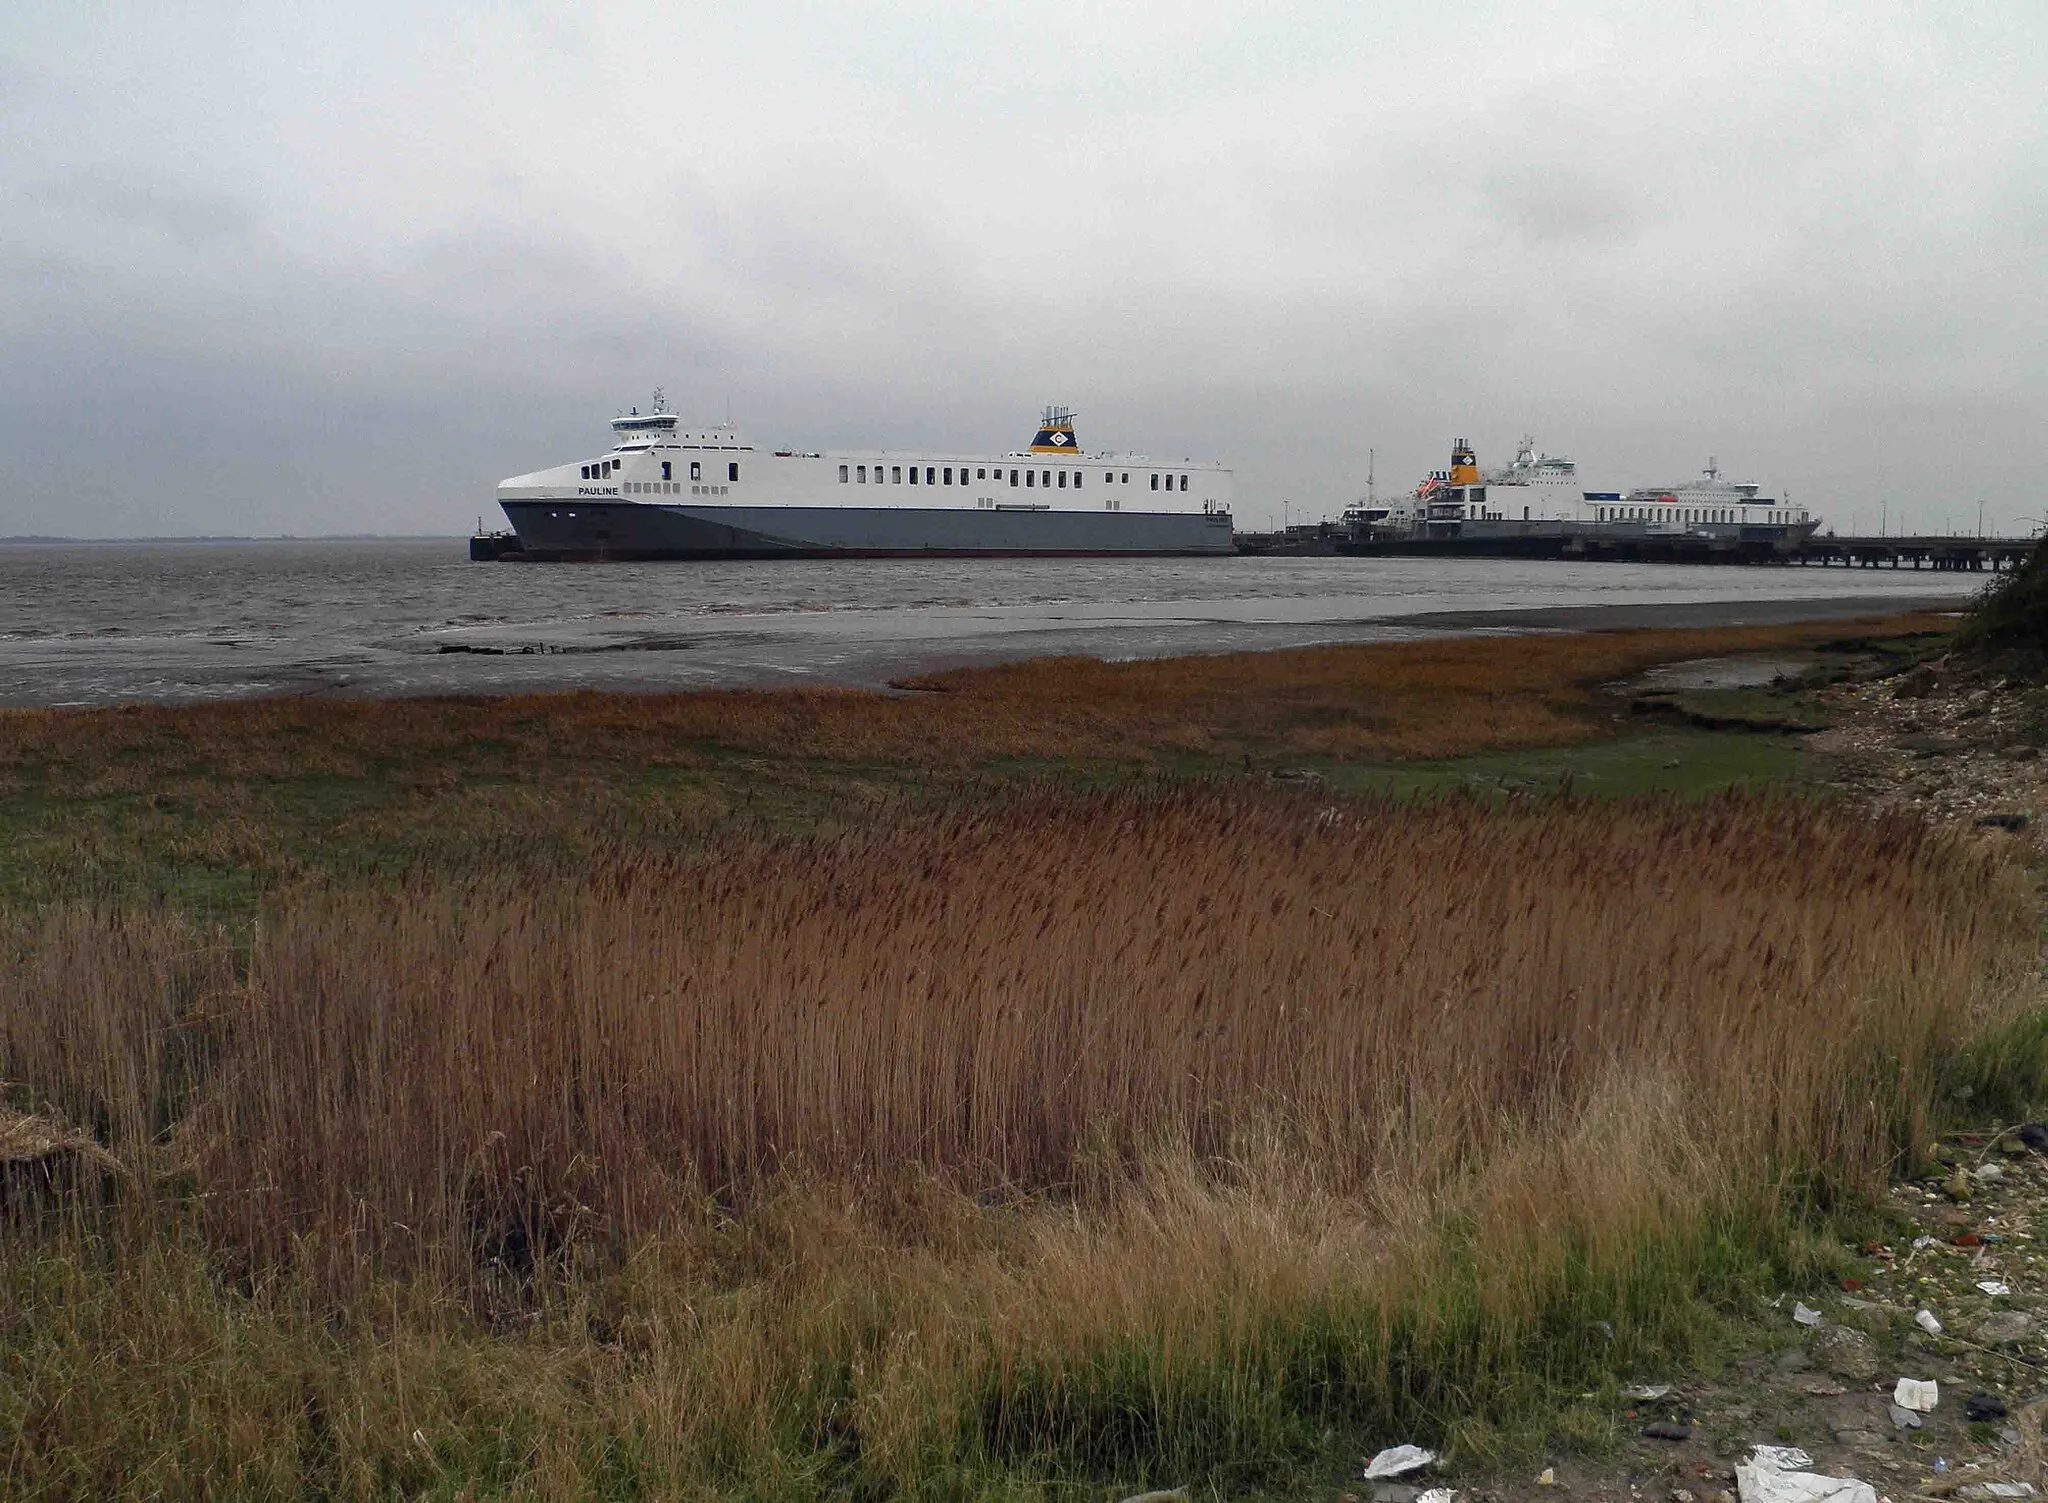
[0,539,1981,706]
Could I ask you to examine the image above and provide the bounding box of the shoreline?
[404,591,1978,702]
[1374,591,1968,636]
[0,590,1975,710]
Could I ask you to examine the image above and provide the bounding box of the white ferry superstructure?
[492,401,1235,560]
[1394,438,1816,541]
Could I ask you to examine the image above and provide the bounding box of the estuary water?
[0,538,1982,707]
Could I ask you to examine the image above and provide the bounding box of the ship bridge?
[611,392,752,450]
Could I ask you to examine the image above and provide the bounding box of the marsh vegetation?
[2,613,2031,1500]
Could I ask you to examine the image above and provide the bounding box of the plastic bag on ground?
[1365,1446,1437,1480]
[1736,1462,1878,1503]
[1750,1447,1815,1472]
[1894,1377,1940,1412]
[1793,1302,1823,1327]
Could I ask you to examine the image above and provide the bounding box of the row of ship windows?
[839,464,1191,491]
[1594,506,1802,525]
[583,459,740,482]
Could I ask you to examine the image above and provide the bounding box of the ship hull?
[498,500,1236,560]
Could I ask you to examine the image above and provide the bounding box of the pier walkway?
[1242,527,2036,569]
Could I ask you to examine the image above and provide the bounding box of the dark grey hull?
[498,501,1236,560]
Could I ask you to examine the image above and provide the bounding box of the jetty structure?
[1236,435,2028,568]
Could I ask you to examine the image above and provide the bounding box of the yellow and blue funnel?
[1029,406,1079,454]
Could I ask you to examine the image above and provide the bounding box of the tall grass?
[1,784,2033,1496]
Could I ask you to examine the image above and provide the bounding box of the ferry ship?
[1386,439,1815,542]
[488,400,1235,560]
[1584,460,1816,539]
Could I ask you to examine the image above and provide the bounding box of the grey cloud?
[0,0,2043,536]
[1481,165,1642,246]
[23,165,262,248]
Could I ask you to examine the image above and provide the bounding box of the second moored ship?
[1357,437,1818,543]
[489,402,1235,560]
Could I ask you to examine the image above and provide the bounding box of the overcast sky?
[3,0,2043,536]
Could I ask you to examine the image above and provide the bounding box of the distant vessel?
[1377,439,1817,542]
[488,399,1235,560]
[1585,459,1817,539]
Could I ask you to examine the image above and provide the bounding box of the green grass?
[1317,726,1810,802]
[0,620,1961,917]
[0,725,1818,913]
[0,702,1857,913]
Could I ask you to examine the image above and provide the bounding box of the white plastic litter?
[1416,1489,1459,1503]
[1975,1486,2038,1500]
[1751,1447,1816,1472]
[1794,1302,1824,1327]
[1735,1462,1878,1503]
[1894,1377,1940,1412]
[1888,1403,1924,1430]
[1365,1446,1438,1480]
[1622,1384,1674,1401]
[1979,1281,2013,1296]
[1913,1236,1938,1251]
[1915,1309,1944,1335]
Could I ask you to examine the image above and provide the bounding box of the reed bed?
[0,782,2033,1497]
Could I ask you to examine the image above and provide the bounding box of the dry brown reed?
[8,783,2020,1278]
[0,779,2033,1495]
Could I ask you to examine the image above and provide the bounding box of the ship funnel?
[1448,438,1479,486]
[1030,405,1079,454]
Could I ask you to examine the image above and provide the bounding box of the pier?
[1238,526,2035,570]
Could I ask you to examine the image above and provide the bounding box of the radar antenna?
[652,387,666,413]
